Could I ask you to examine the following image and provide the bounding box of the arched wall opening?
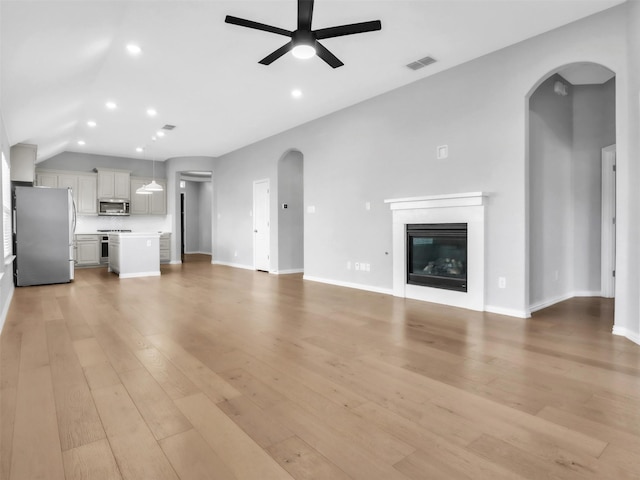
[526,62,616,315]
[277,149,304,274]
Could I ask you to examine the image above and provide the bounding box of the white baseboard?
[612,326,640,346]
[529,291,602,314]
[118,271,161,279]
[169,260,182,265]
[213,260,254,271]
[484,305,530,318]
[303,275,393,295]
[272,269,304,275]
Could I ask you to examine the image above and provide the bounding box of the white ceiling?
[0,0,625,163]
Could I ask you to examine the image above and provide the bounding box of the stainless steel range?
[97,229,132,264]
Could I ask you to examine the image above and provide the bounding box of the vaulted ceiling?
[0,0,625,163]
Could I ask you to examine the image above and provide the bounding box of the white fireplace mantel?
[385,192,486,311]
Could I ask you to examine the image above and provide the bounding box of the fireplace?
[385,192,485,312]
[407,223,467,292]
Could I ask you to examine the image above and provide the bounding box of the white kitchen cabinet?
[130,177,166,215]
[108,232,160,278]
[57,173,78,193]
[35,172,58,187]
[36,170,98,215]
[76,174,97,214]
[75,234,100,266]
[150,182,167,215]
[160,233,171,264]
[129,178,149,214]
[97,169,130,200]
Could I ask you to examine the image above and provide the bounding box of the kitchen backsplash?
[76,214,172,234]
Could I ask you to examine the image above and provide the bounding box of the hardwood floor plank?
[10,366,65,480]
[217,395,295,449]
[91,383,179,480]
[175,393,295,480]
[46,320,106,451]
[119,367,192,441]
[73,337,110,368]
[159,429,238,480]
[0,324,22,480]
[146,333,241,403]
[134,347,200,400]
[267,436,352,480]
[2,266,638,480]
[62,439,122,480]
[266,400,409,480]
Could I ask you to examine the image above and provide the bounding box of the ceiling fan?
[225,0,382,68]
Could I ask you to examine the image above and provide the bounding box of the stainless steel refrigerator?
[14,186,75,286]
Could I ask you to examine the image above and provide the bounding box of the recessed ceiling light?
[291,89,303,98]
[156,131,165,137]
[87,120,97,127]
[106,101,117,110]
[136,147,143,153]
[126,44,142,55]
[147,108,157,117]
[151,136,157,141]
[77,140,86,146]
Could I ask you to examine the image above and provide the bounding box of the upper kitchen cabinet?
[97,169,130,200]
[76,175,97,214]
[35,169,97,214]
[130,177,166,215]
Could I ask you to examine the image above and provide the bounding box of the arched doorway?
[526,62,616,315]
[277,149,304,274]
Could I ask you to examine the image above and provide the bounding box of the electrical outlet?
[364,263,370,272]
[234,250,238,257]
[355,262,360,271]
[347,261,351,270]
[498,277,506,289]
[365,201,371,210]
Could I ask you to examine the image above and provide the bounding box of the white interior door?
[601,144,616,298]
[253,179,270,271]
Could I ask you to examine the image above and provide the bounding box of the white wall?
[0,106,15,333]
[572,79,616,294]
[277,150,304,273]
[164,156,216,263]
[212,4,631,320]
[529,75,574,307]
[615,0,640,344]
[183,180,212,254]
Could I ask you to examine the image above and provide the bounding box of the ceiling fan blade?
[259,42,294,65]
[314,20,382,40]
[315,42,344,69]
[225,15,292,37]
[298,0,314,31]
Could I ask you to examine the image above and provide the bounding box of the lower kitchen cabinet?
[160,233,171,264]
[75,234,100,266]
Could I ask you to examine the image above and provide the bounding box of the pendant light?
[136,144,164,194]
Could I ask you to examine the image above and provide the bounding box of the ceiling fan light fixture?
[292,44,316,59]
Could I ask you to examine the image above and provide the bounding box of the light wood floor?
[1,260,639,480]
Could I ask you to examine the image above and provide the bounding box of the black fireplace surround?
[406,223,468,292]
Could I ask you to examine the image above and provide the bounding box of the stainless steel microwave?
[98,199,130,216]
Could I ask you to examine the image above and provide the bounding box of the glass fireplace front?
[406,223,467,292]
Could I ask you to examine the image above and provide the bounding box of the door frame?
[601,144,616,298]
[253,178,270,272]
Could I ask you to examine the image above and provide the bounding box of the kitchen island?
[108,232,161,278]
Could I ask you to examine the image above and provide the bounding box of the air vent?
[162,124,176,130]
[407,56,436,71]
